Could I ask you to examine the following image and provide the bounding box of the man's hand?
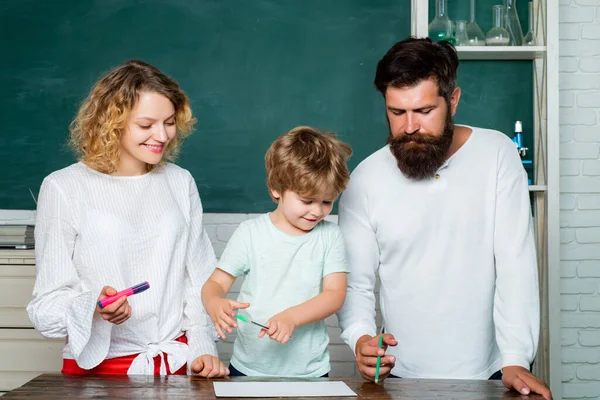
[190,354,230,378]
[502,366,552,400]
[95,286,131,325]
[354,334,398,382]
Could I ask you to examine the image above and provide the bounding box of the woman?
[27,60,228,377]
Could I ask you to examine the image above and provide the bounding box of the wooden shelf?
[457,46,546,60]
[528,185,547,192]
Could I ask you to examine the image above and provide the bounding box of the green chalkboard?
[456,61,534,181]
[1,0,533,212]
[1,0,409,212]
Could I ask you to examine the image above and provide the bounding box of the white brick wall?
[560,1,600,398]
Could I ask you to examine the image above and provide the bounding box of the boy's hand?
[205,297,250,339]
[258,310,297,344]
[95,286,131,325]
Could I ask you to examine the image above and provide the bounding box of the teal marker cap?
[236,315,249,323]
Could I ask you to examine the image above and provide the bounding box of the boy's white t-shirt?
[217,213,348,377]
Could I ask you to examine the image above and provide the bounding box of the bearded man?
[336,37,551,400]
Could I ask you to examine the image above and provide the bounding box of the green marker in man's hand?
[375,335,383,383]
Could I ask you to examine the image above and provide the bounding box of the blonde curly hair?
[265,126,352,202]
[69,60,196,174]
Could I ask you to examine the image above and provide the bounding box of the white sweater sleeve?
[182,176,219,366]
[336,177,379,354]
[493,159,540,370]
[27,177,112,369]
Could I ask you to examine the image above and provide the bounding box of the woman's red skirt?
[62,334,188,375]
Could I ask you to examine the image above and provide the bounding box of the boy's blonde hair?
[265,126,352,202]
[69,59,196,174]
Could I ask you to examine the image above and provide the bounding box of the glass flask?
[428,0,455,44]
[466,0,486,46]
[504,0,524,46]
[455,21,469,46]
[523,1,537,46]
[486,5,510,46]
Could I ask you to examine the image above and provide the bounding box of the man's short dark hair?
[374,37,459,103]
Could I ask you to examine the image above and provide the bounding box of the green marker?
[236,314,268,330]
[375,335,383,383]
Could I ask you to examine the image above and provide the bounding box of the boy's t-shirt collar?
[264,212,322,243]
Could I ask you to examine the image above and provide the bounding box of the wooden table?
[3,374,543,399]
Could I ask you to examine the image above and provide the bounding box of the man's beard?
[387,112,454,180]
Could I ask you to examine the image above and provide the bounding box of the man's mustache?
[390,133,440,145]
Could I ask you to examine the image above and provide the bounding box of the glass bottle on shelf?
[454,21,469,46]
[504,0,524,46]
[466,0,486,46]
[523,1,536,46]
[486,5,510,46]
[428,0,455,44]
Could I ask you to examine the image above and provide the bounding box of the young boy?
[201,126,352,377]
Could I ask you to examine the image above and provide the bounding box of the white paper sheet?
[213,381,357,397]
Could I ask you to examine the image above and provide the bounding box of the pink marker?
[97,281,150,309]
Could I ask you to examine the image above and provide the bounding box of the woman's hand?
[95,286,131,325]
